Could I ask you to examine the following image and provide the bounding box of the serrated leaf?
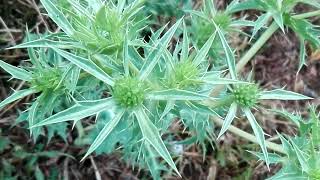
[134,107,180,176]
[217,103,237,139]
[278,133,292,156]
[290,139,310,172]
[193,30,217,66]
[51,47,115,86]
[139,19,182,80]
[243,108,270,167]
[146,89,214,101]
[31,98,115,127]
[40,0,74,36]
[248,151,282,164]
[82,109,125,161]
[0,89,37,110]
[213,21,237,79]
[0,60,32,81]
[259,89,312,100]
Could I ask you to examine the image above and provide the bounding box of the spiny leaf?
[81,109,125,161]
[181,21,189,62]
[248,151,282,164]
[200,77,249,85]
[160,100,175,120]
[146,89,215,101]
[193,30,217,66]
[272,12,285,32]
[134,107,180,177]
[213,21,237,79]
[51,47,115,86]
[10,39,81,49]
[139,18,182,80]
[40,0,75,36]
[31,98,115,127]
[243,108,270,168]
[227,0,261,13]
[298,38,306,73]
[0,89,37,110]
[0,60,32,81]
[217,103,237,139]
[259,89,312,100]
[290,139,310,172]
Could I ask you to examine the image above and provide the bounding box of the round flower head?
[309,169,320,180]
[30,68,63,92]
[232,84,260,108]
[169,61,200,89]
[113,77,146,108]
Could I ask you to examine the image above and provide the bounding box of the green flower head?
[232,84,260,108]
[168,61,200,89]
[113,76,147,108]
[30,68,63,92]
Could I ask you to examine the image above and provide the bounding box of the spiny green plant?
[252,106,320,179]
[0,0,319,178]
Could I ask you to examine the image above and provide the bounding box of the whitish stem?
[236,10,320,72]
[211,117,286,154]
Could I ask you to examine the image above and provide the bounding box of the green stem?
[211,117,286,154]
[236,22,278,72]
[236,10,320,72]
[75,121,85,139]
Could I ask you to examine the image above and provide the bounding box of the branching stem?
[211,117,286,154]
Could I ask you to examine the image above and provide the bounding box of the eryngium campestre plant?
[0,0,319,178]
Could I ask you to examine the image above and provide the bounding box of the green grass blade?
[259,89,312,100]
[193,30,217,66]
[146,89,214,101]
[213,21,237,79]
[217,103,238,139]
[52,47,115,86]
[0,89,37,110]
[31,98,115,128]
[40,0,74,36]
[243,108,270,168]
[81,109,125,161]
[0,60,32,81]
[134,107,180,177]
[139,19,182,80]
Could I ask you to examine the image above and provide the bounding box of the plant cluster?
[0,0,319,178]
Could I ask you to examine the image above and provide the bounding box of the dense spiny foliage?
[0,0,319,178]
